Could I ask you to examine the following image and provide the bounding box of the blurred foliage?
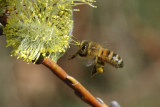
[1,0,160,107]
[137,0,160,29]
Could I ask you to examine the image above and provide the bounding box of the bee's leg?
[95,56,98,63]
[91,65,98,77]
[91,57,104,77]
[91,64,104,77]
[96,57,105,74]
[91,56,99,77]
[68,52,78,60]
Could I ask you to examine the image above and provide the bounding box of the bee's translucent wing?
[85,57,96,67]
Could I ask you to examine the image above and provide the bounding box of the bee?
[70,40,124,77]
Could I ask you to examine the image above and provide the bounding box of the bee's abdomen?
[101,49,123,68]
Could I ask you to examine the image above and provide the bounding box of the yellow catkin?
[3,0,96,63]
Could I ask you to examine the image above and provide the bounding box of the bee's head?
[78,40,89,57]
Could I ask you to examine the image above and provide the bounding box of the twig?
[0,15,7,35]
[42,58,108,107]
[0,15,8,26]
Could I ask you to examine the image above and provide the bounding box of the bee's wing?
[85,57,96,67]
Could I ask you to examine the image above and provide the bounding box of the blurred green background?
[1,0,160,107]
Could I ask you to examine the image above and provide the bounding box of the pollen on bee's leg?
[96,67,104,73]
[91,65,99,77]
[91,64,104,77]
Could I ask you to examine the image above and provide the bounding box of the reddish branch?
[0,14,8,35]
[0,15,7,26]
[42,58,108,107]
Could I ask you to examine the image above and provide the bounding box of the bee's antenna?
[70,36,80,45]
[70,42,79,45]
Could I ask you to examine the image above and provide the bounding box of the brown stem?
[0,15,7,26]
[42,58,108,107]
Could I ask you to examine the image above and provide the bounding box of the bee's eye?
[82,45,87,51]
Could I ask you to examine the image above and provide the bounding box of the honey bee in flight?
[70,40,124,77]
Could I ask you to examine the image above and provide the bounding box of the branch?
[0,15,7,35]
[0,15,7,26]
[42,58,108,107]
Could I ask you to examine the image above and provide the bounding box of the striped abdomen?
[99,49,123,68]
